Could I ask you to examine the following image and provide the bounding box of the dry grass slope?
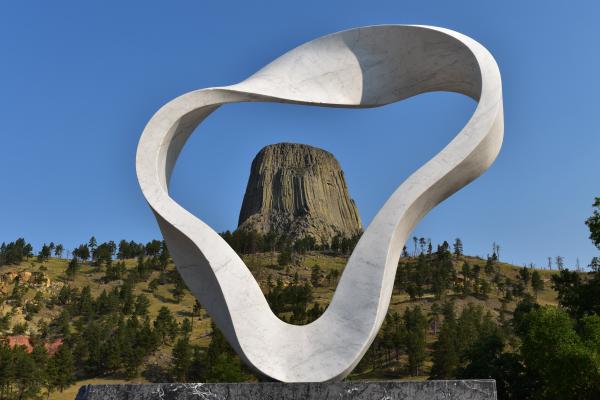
[0,251,560,396]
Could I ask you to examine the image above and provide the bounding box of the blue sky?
[1,1,598,269]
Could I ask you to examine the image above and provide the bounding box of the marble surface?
[77,380,497,400]
[135,25,504,382]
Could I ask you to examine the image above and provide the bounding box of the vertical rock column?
[238,143,362,245]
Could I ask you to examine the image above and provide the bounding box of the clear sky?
[1,1,598,269]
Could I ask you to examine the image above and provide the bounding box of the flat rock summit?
[238,143,362,244]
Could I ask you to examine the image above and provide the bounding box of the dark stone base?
[76,380,496,399]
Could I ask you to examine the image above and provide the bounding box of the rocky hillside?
[238,143,362,244]
[0,237,565,400]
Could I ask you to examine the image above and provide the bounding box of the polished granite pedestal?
[76,380,496,399]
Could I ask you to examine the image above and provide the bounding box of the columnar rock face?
[238,143,362,244]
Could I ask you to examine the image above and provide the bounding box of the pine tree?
[402,246,409,257]
[154,307,179,344]
[120,279,135,314]
[453,238,463,258]
[66,257,80,279]
[102,330,122,372]
[0,342,13,397]
[585,197,600,249]
[518,267,530,284]
[201,322,250,382]
[37,243,52,262]
[78,285,94,316]
[404,306,427,375]
[122,332,143,378]
[31,343,49,398]
[531,270,544,297]
[203,353,248,382]
[55,243,64,258]
[188,346,204,381]
[430,303,459,378]
[484,256,496,275]
[181,318,192,337]
[171,336,193,382]
[82,321,103,375]
[173,275,186,303]
[88,236,97,260]
[138,317,159,354]
[49,344,75,393]
[73,244,90,262]
[134,294,150,316]
[13,345,41,400]
[191,300,202,330]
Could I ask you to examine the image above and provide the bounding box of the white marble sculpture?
[136,25,503,382]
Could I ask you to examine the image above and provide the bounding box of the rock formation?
[238,143,362,244]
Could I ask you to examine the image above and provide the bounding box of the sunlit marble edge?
[135,24,503,382]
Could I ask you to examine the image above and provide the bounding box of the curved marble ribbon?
[136,25,503,382]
